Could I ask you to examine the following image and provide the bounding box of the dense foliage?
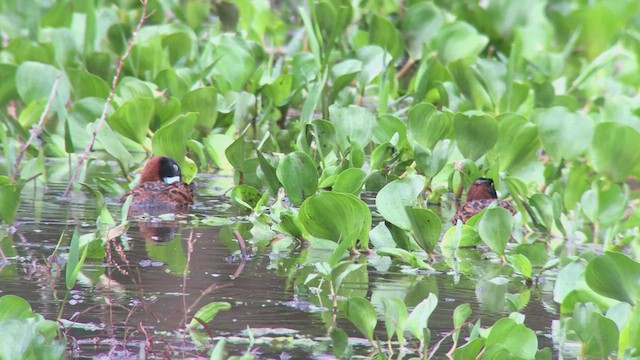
[1,0,640,358]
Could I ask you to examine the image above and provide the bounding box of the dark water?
[0,174,558,359]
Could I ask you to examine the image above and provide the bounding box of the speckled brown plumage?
[452,178,515,224]
[122,156,194,210]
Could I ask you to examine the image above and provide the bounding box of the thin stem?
[64,0,151,197]
[11,75,61,183]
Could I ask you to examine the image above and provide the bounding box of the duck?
[122,156,194,209]
[452,177,515,224]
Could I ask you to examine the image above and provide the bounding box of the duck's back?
[452,199,515,224]
[125,181,194,209]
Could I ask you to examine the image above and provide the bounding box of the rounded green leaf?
[298,192,371,246]
[16,61,70,116]
[590,122,640,182]
[580,183,627,226]
[0,295,34,321]
[329,104,376,149]
[375,174,426,230]
[333,168,366,195]
[453,112,498,161]
[485,318,538,359]
[585,251,640,305]
[108,97,155,144]
[569,302,618,357]
[405,207,442,254]
[477,206,514,256]
[537,106,594,163]
[401,2,444,60]
[345,297,377,341]
[181,87,218,135]
[496,114,539,172]
[431,21,488,63]
[407,103,453,150]
[276,152,318,206]
[152,113,197,172]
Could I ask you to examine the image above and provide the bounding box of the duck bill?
[164,176,180,184]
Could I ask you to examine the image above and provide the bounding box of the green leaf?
[152,113,197,180]
[405,207,441,254]
[453,112,498,161]
[401,2,444,60]
[507,254,532,280]
[181,87,218,135]
[537,106,594,163]
[477,206,514,256]
[16,61,70,118]
[431,22,488,63]
[369,14,403,59]
[276,152,318,206]
[230,185,263,211]
[66,228,89,290]
[406,293,438,341]
[345,297,377,341]
[590,122,640,182]
[585,251,640,305]
[407,103,453,150]
[256,152,282,197]
[108,97,155,144]
[484,318,538,359]
[67,68,109,100]
[375,174,426,230]
[0,295,34,321]
[299,192,371,249]
[495,114,539,172]
[333,168,366,195]
[188,302,232,329]
[580,182,627,226]
[569,302,618,357]
[383,297,408,345]
[329,104,376,149]
[376,247,432,270]
[0,180,23,224]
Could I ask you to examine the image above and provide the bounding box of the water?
[0,174,558,358]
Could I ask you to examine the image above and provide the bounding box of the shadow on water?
[0,174,558,358]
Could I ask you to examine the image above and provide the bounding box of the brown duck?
[452,178,515,224]
[122,156,194,209]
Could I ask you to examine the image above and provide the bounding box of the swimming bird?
[122,156,194,209]
[452,178,515,224]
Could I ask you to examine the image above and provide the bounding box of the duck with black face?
[452,177,515,224]
[122,156,194,209]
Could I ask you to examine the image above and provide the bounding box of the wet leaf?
[405,207,441,254]
[298,192,370,248]
[585,251,640,305]
[181,87,218,135]
[477,206,514,256]
[453,112,498,161]
[108,97,155,145]
[537,106,594,163]
[333,168,366,195]
[276,152,318,206]
[345,297,377,341]
[484,317,538,359]
[383,297,408,345]
[375,174,425,230]
[590,122,640,182]
[188,302,232,329]
[406,293,438,341]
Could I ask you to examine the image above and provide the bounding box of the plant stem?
[11,75,61,184]
[64,0,151,197]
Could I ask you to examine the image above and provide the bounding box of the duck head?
[139,156,182,184]
[466,177,498,201]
